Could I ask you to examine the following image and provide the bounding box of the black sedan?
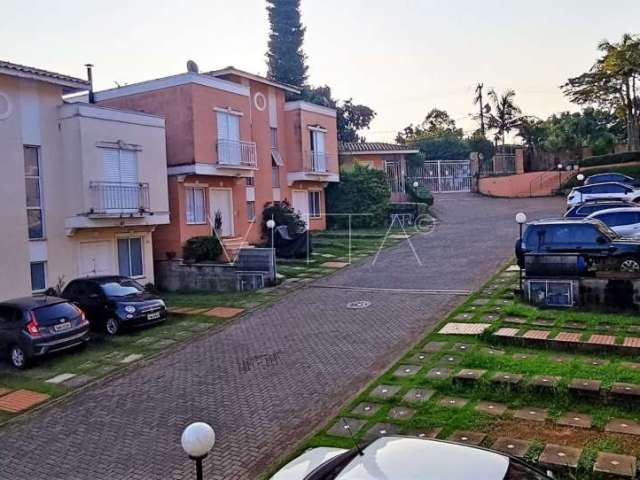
[515,218,640,273]
[62,276,166,335]
[564,200,636,218]
[0,296,90,368]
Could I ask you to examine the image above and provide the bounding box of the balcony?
[217,139,257,168]
[287,151,339,185]
[89,181,150,215]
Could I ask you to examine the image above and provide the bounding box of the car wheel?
[105,317,120,335]
[619,258,640,272]
[9,345,28,369]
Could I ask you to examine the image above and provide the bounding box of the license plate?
[147,312,161,320]
[54,322,71,332]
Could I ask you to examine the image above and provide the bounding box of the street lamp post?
[515,212,527,295]
[577,173,585,184]
[181,422,216,480]
[557,163,563,192]
[266,218,277,280]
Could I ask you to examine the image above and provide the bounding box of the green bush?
[183,236,222,263]
[261,200,306,241]
[326,165,390,229]
[580,151,640,168]
[389,202,430,223]
[405,181,434,206]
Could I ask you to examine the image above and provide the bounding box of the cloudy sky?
[2,0,638,141]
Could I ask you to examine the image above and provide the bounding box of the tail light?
[25,312,40,336]
[73,304,89,326]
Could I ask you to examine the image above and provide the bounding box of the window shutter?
[217,112,228,140]
[103,148,120,182]
[228,114,240,142]
[119,150,138,184]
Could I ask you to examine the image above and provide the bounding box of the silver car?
[271,436,551,480]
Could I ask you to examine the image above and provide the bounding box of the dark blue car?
[564,200,636,218]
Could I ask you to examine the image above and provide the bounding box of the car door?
[71,281,104,322]
[0,306,21,352]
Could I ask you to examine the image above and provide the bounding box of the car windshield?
[99,278,145,297]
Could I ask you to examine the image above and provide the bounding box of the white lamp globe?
[412,181,419,188]
[557,163,563,170]
[266,219,276,229]
[577,173,585,181]
[515,212,527,224]
[181,422,216,458]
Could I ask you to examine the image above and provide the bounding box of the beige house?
[0,60,169,300]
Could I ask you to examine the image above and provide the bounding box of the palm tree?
[486,89,523,148]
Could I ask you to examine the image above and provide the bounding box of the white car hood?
[271,447,347,480]
[337,437,509,480]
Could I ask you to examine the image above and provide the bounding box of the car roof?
[74,275,130,284]
[588,207,640,216]
[590,172,632,177]
[335,437,509,480]
[527,218,603,226]
[577,199,634,206]
[0,295,67,310]
[575,181,632,191]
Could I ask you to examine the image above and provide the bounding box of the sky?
[2,0,639,142]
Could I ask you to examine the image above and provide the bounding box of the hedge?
[183,236,222,262]
[405,181,434,206]
[580,151,640,168]
[389,202,430,222]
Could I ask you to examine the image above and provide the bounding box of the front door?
[292,190,309,227]
[79,241,113,277]
[210,188,234,237]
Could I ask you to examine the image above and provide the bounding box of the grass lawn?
[290,266,640,479]
[0,227,417,427]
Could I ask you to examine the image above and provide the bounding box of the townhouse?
[339,142,419,201]
[0,60,169,299]
[94,65,339,259]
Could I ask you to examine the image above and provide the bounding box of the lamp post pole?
[557,163,563,192]
[266,218,277,281]
[515,212,527,296]
[181,422,216,480]
[190,456,204,480]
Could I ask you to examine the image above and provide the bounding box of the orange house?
[95,66,339,259]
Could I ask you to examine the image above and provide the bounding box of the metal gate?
[411,160,472,193]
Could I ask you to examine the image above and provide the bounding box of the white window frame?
[308,191,322,218]
[116,235,145,279]
[185,187,207,224]
[247,200,256,223]
[30,261,47,292]
[24,145,45,240]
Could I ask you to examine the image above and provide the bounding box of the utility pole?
[475,83,485,138]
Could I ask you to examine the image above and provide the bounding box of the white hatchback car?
[567,182,640,208]
[271,436,551,480]
[587,207,640,238]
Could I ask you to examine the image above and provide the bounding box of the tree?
[301,85,376,142]
[563,34,640,151]
[265,0,308,88]
[486,89,522,147]
[396,108,463,143]
[473,83,490,137]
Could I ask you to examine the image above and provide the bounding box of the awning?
[271,149,284,167]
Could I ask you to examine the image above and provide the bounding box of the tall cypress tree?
[265,0,308,88]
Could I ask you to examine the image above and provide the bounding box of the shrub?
[183,236,222,263]
[261,200,306,241]
[580,151,640,168]
[389,202,430,224]
[326,165,390,229]
[405,180,434,206]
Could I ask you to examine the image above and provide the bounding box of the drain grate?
[347,300,371,309]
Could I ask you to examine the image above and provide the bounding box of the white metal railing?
[303,150,335,173]
[89,182,150,214]
[217,139,257,168]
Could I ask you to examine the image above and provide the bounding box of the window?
[102,147,138,183]
[185,187,206,224]
[117,237,144,277]
[272,164,280,188]
[309,191,321,218]
[30,261,47,292]
[309,130,327,172]
[270,127,278,149]
[24,146,44,239]
[245,177,255,187]
[217,111,241,165]
[247,201,256,222]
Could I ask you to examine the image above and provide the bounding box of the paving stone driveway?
[0,194,562,480]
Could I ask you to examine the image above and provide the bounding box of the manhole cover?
[347,300,371,309]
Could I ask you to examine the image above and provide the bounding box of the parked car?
[271,436,551,480]
[515,218,640,273]
[0,296,90,368]
[61,276,166,335]
[584,172,636,186]
[587,208,640,238]
[564,200,636,218]
[566,182,640,208]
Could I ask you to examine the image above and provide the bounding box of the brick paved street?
[0,194,562,480]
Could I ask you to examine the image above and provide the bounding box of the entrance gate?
[411,160,472,193]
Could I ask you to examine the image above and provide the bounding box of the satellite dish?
[186,60,199,73]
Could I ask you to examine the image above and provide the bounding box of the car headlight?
[124,305,136,314]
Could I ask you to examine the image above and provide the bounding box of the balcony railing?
[302,150,335,173]
[89,181,150,214]
[217,139,257,168]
